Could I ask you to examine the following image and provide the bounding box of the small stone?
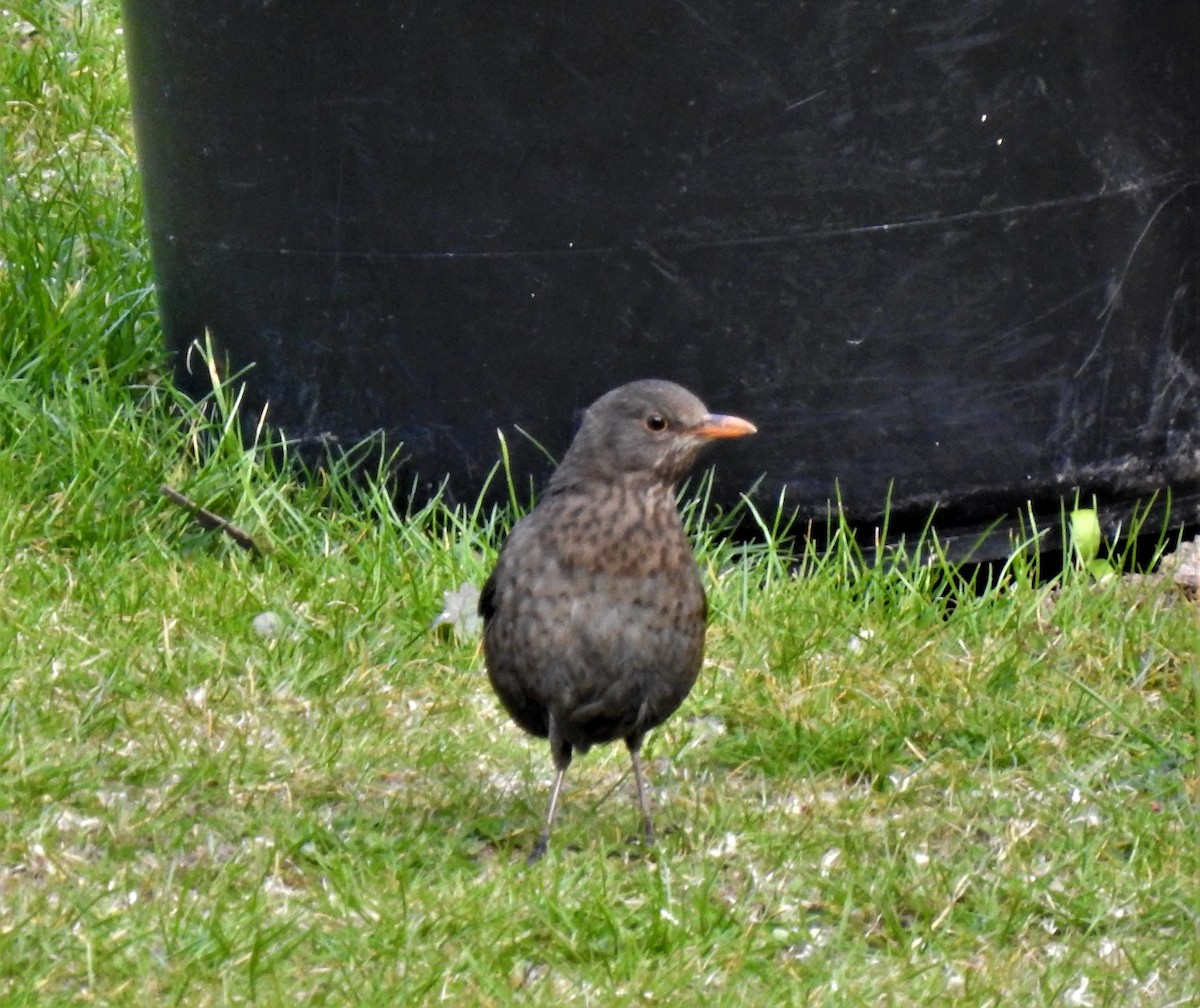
[252,611,285,638]
[1168,535,1200,597]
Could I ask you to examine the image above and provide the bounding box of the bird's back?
[480,481,706,751]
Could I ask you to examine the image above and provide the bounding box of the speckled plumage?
[479,379,756,862]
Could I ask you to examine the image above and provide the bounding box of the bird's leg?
[626,734,656,847]
[529,715,571,864]
[528,767,566,864]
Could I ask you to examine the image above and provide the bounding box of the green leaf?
[1070,507,1103,566]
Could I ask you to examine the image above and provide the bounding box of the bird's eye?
[644,413,668,432]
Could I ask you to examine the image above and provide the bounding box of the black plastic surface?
[121,1,1200,539]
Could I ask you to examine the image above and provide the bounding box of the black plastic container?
[121,1,1200,552]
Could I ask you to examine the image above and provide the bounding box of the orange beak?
[690,413,758,440]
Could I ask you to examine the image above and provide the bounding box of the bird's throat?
[542,482,694,578]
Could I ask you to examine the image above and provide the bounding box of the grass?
[2,3,1198,1005]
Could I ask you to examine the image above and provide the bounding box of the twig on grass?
[159,483,264,556]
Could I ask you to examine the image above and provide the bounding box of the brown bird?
[479,379,757,862]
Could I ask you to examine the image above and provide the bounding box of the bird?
[478,379,757,862]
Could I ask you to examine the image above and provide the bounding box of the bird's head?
[551,379,757,489]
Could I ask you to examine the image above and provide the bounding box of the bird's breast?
[482,484,708,744]
[536,484,697,578]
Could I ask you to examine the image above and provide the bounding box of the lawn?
[1,4,1197,1005]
